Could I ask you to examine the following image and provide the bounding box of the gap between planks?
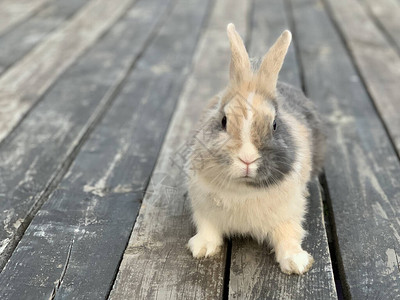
[290,0,400,298]
[228,0,337,298]
[0,0,134,144]
[359,0,400,55]
[0,0,49,36]
[0,0,210,298]
[0,0,89,76]
[323,0,400,156]
[0,0,166,271]
[108,0,248,298]
[110,0,337,299]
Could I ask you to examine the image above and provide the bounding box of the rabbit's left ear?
[256,30,292,98]
[227,23,251,85]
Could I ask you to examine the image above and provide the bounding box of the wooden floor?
[0,0,399,299]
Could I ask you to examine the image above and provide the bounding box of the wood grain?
[290,0,400,298]
[361,0,400,52]
[0,0,48,36]
[0,0,133,143]
[0,0,211,298]
[325,0,400,154]
[247,0,301,89]
[0,0,169,271]
[228,0,337,298]
[0,0,88,75]
[109,0,250,299]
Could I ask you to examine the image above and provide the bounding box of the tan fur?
[187,24,315,275]
[220,87,276,150]
[251,96,275,148]
[256,30,292,98]
[227,24,251,85]
[206,94,221,110]
[281,111,313,188]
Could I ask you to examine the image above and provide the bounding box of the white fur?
[188,114,314,275]
[190,171,305,241]
[241,92,254,144]
[236,92,260,176]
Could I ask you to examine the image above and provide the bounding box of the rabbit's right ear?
[256,30,292,98]
[227,23,251,85]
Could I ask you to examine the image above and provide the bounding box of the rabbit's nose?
[238,157,258,165]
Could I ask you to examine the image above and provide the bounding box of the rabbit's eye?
[272,119,277,131]
[221,115,227,130]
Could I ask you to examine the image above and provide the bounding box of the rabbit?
[186,23,325,275]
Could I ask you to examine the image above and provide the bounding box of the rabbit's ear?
[256,30,292,97]
[227,23,251,85]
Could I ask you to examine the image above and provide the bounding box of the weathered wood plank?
[290,0,400,298]
[0,0,211,298]
[324,0,400,154]
[109,0,249,299]
[0,0,88,75]
[248,0,301,89]
[0,0,168,271]
[0,0,49,36]
[229,0,337,298]
[361,0,400,53]
[0,0,133,143]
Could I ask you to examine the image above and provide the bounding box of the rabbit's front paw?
[188,234,221,258]
[279,250,314,275]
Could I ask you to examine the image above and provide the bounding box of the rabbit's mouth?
[236,175,257,183]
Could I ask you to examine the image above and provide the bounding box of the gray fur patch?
[248,110,297,188]
[277,82,326,175]
[189,81,325,189]
[247,81,325,188]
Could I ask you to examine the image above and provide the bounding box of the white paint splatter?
[0,238,10,254]
[151,64,170,75]
[113,184,133,193]
[386,248,398,274]
[84,198,98,226]
[83,148,126,197]
[372,202,388,220]
[390,224,400,244]
[13,218,23,229]
[83,184,105,197]
[33,231,47,238]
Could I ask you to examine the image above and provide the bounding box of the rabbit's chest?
[214,193,287,236]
